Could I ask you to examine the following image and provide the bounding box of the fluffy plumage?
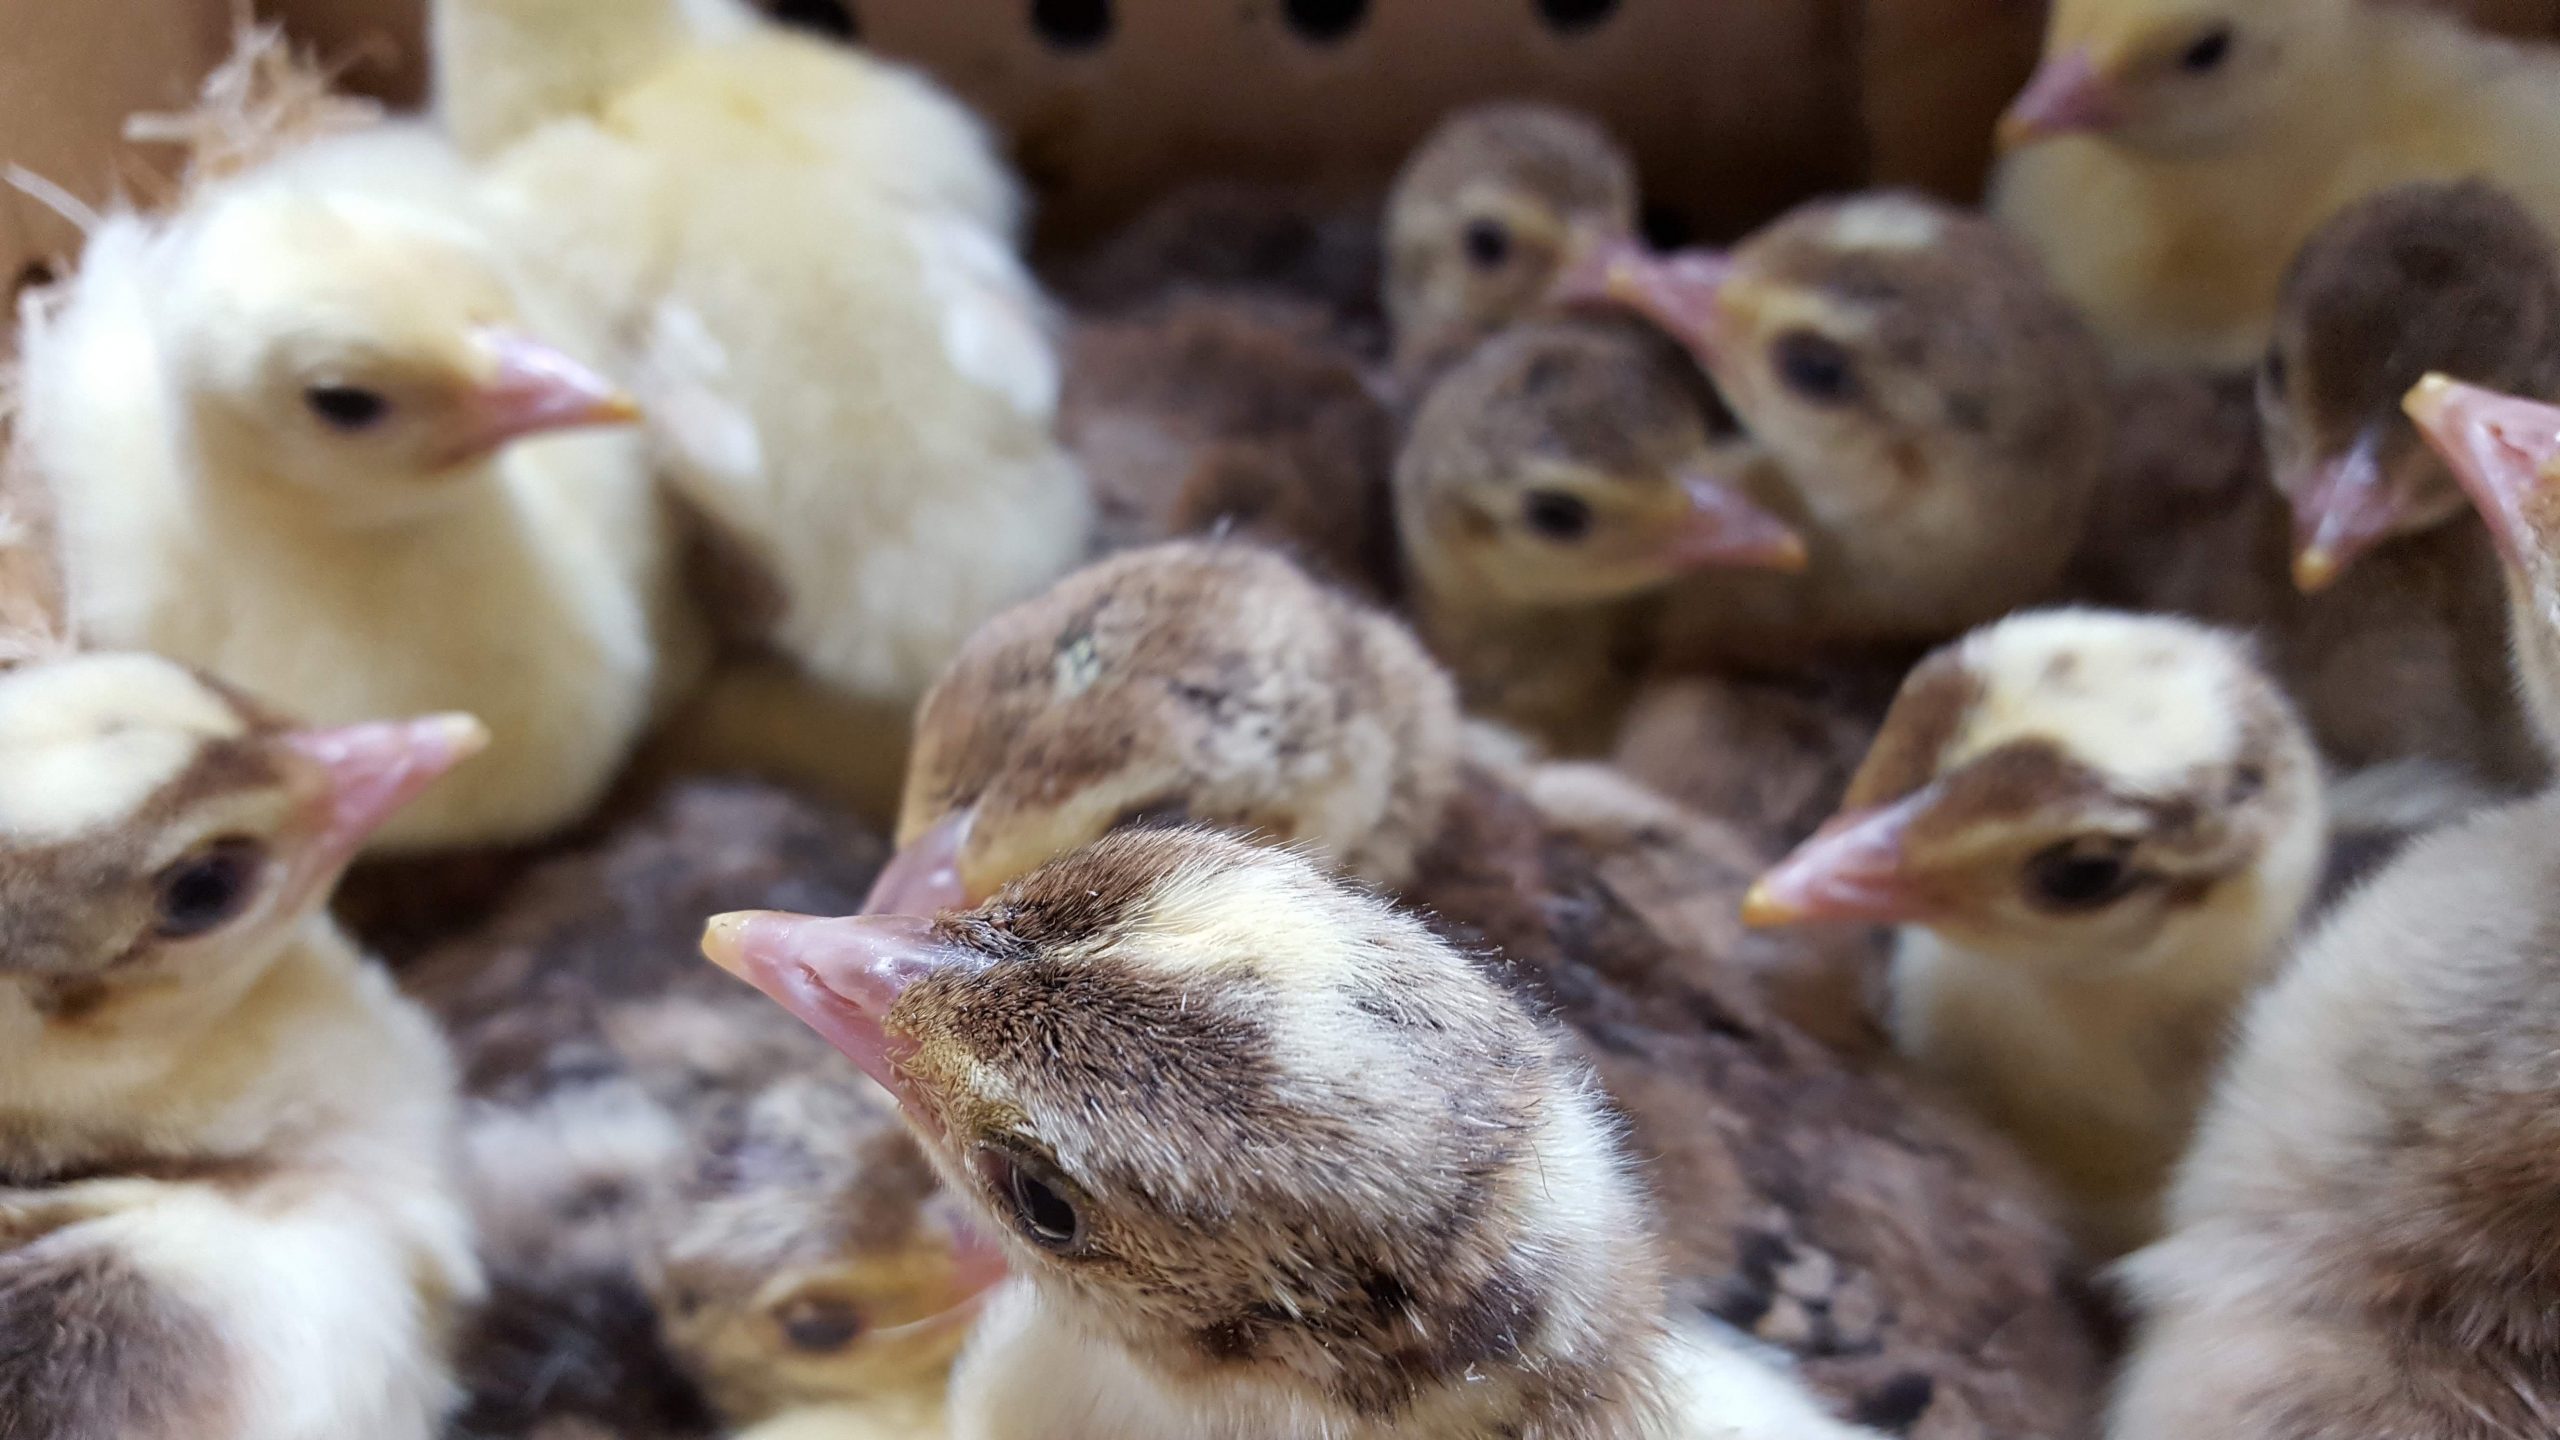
[1748,610,2326,1257]
[444,0,1092,739]
[15,118,683,853]
[870,542,2106,1437]
[0,652,482,1440]
[1993,0,2560,366]
[709,829,1890,1440]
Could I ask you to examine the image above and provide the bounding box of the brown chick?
[707,831,1894,1440]
[866,542,2107,1439]
[1394,316,1807,754]
[1059,295,1401,600]
[1383,102,1640,388]
[2099,376,2560,1440]
[1564,193,2109,674]
[407,781,998,1440]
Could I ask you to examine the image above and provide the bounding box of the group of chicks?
[7,0,2560,1435]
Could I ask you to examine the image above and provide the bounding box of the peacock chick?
[1745,609,2326,1258]
[0,650,484,1440]
[708,830,1893,1440]
[864,542,2109,1437]
[1565,192,2108,674]
[1382,101,1640,389]
[1394,316,1805,753]
[405,780,1000,1440]
[14,118,683,854]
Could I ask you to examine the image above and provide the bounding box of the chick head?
[1385,103,1639,380]
[1396,318,1805,610]
[1747,610,2324,976]
[2266,181,2560,591]
[879,543,1464,916]
[706,828,1625,1418]
[1999,0,2354,156]
[161,189,637,522]
[1567,195,2105,598]
[2405,376,2560,754]
[0,651,482,1030]
[646,1074,1007,1423]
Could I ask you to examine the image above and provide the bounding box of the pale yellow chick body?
[451,2,1092,729]
[17,124,682,853]
[1995,0,2560,366]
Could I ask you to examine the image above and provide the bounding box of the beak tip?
[1741,882,1798,929]
[699,910,768,979]
[2291,550,2340,594]
[432,713,493,760]
[2401,373,2460,430]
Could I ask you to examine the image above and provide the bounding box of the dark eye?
[1462,218,1513,270]
[152,838,266,938]
[304,385,389,431]
[773,1295,865,1353]
[1771,331,1858,405]
[1522,490,1594,541]
[976,1147,1084,1253]
[2179,26,2233,73]
[2023,839,2142,912]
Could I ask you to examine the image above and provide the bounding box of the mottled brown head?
[1999,0,2354,157]
[1593,195,2106,620]
[644,1073,1005,1422]
[1396,317,1805,611]
[0,652,483,1032]
[707,830,1651,1425]
[2264,181,2560,589]
[1384,103,1639,381]
[1750,610,2324,973]
[889,543,1464,910]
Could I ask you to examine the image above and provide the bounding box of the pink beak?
[283,713,489,865]
[2285,428,2397,593]
[1998,49,2121,151]
[863,809,978,917]
[1667,470,1808,573]
[1742,793,1931,928]
[2404,374,2560,572]
[448,329,641,463]
[1552,240,1738,368]
[702,909,986,1102]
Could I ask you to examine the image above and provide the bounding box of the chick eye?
[2023,839,2142,912]
[152,838,266,938]
[1771,331,1858,405]
[975,1147,1085,1254]
[773,1296,865,1354]
[1522,490,1594,541]
[305,385,390,431]
[1462,218,1514,270]
[2179,26,2234,73]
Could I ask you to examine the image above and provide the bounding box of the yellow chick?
[14,122,682,854]
[0,651,483,1439]
[1747,609,2327,1257]
[1992,0,2560,367]
[707,831,1889,1440]
[2107,377,2560,1438]
[443,0,1093,765]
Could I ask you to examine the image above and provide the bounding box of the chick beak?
[2285,428,2395,593]
[702,910,983,1103]
[283,713,489,866]
[2405,374,2560,572]
[1552,242,1738,366]
[1997,49,2121,151]
[453,329,641,461]
[1666,470,1808,573]
[1742,793,1931,928]
[863,809,978,916]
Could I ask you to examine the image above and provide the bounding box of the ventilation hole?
[1640,203,1694,251]
[1032,0,1114,49]
[1537,0,1621,33]
[1284,0,1368,42]
[769,0,858,39]
[10,260,55,297]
